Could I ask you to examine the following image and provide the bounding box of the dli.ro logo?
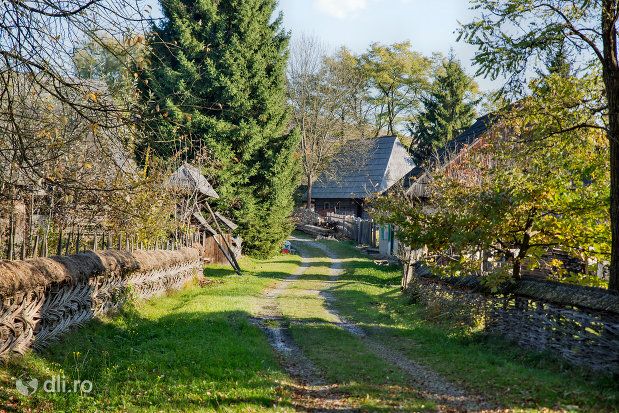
[16,376,92,396]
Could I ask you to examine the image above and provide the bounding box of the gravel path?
[303,240,499,412]
[256,236,500,412]
[253,240,357,412]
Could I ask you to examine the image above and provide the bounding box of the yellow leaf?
[89,93,97,103]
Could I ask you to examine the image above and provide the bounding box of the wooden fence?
[0,248,202,360]
[403,263,619,374]
[325,212,379,248]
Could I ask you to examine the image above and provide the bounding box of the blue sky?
[275,0,504,92]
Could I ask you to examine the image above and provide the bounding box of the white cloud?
[313,0,368,19]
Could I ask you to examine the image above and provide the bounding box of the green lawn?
[1,238,617,412]
[0,255,301,412]
[320,239,618,412]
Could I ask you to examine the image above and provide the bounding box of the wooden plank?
[215,212,238,230]
[204,234,235,265]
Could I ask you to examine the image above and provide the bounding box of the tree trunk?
[512,258,522,280]
[609,101,619,291]
[306,174,313,210]
[602,0,619,291]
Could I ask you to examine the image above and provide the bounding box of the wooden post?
[56,227,63,256]
[75,231,81,254]
[65,231,72,255]
[33,234,39,258]
[93,233,98,251]
[118,233,122,250]
[7,214,14,260]
[43,228,47,257]
[28,192,34,258]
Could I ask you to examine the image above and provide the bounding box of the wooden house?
[310,136,416,218]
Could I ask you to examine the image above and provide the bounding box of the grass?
[1,236,617,412]
[278,242,435,411]
[320,239,619,412]
[0,254,301,412]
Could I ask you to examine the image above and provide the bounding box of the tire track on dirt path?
[253,236,357,412]
[300,239,501,412]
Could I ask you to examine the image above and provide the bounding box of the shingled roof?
[311,136,415,199]
[404,113,496,196]
[166,163,219,198]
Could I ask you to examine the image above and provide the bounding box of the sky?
[275,0,505,92]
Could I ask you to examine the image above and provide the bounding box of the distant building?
[404,113,496,198]
[310,136,415,218]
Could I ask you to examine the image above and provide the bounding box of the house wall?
[313,198,365,217]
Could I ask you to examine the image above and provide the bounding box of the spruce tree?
[142,0,299,257]
[410,55,477,165]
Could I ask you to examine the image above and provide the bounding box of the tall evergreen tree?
[142,0,299,257]
[410,55,477,165]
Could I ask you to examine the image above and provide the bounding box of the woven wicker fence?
[0,248,202,360]
[404,264,619,374]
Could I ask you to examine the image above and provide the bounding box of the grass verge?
[321,239,618,412]
[0,254,300,412]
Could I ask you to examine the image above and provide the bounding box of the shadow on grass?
[323,277,619,411]
[1,306,290,412]
[204,265,297,281]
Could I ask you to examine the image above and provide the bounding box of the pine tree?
[410,55,477,165]
[142,0,299,257]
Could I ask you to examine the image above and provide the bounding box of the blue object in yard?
[282,240,292,254]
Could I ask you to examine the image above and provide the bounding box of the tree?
[143,0,300,257]
[73,31,146,105]
[0,0,148,193]
[287,35,346,210]
[360,42,431,136]
[410,54,478,165]
[458,0,619,291]
[324,47,375,139]
[374,73,610,289]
